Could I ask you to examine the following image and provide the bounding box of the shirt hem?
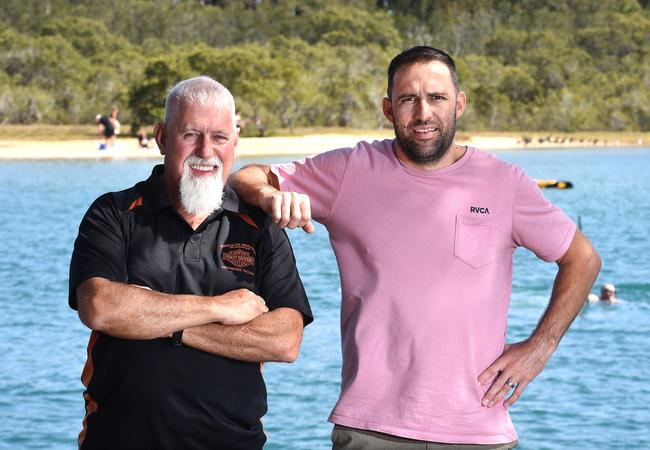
[328,413,519,445]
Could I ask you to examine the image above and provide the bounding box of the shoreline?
[0,133,647,160]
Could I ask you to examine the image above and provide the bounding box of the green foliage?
[1,0,649,131]
[128,54,191,133]
[304,5,400,48]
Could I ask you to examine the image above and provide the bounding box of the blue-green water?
[1,148,649,449]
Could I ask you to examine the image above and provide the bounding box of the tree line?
[1,0,649,134]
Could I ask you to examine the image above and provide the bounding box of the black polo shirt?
[69,165,312,450]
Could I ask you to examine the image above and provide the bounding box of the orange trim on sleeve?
[78,331,100,448]
[128,196,143,211]
[238,213,259,229]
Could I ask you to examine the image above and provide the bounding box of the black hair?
[387,46,459,98]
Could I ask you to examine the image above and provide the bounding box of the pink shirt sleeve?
[511,169,577,262]
[270,148,352,224]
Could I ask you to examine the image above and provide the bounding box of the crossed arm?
[76,277,304,362]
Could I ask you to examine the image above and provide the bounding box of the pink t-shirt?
[271,140,576,444]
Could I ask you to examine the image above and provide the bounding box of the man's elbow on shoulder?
[230,163,270,182]
[230,164,276,190]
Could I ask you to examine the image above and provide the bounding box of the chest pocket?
[454,215,499,268]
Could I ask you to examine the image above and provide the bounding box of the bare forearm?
[77,278,267,340]
[229,164,315,233]
[477,231,600,408]
[183,308,304,362]
[530,230,601,353]
[77,278,218,339]
[228,164,277,207]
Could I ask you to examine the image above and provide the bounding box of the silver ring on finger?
[506,380,517,389]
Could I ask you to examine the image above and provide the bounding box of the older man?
[230,47,601,449]
[70,76,312,449]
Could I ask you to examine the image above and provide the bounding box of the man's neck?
[179,210,209,230]
[395,142,466,171]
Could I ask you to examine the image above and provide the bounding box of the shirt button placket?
[184,233,202,260]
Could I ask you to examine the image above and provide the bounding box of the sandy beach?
[0,134,391,161]
[0,133,646,160]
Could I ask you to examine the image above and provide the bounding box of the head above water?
[600,283,616,301]
[164,76,236,129]
[387,46,460,99]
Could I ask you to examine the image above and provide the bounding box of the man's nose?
[195,136,213,159]
[414,99,433,121]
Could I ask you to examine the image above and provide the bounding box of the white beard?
[179,155,224,216]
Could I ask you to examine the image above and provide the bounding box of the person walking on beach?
[230,46,601,449]
[70,76,312,449]
[136,128,151,148]
[94,113,115,150]
[109,105,121,135]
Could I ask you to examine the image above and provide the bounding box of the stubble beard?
[179,155,224,216]
[394,115,457,165]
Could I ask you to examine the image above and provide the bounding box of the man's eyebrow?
[180,125,232,135]
[396,93,417,100]
[427,91,449,97]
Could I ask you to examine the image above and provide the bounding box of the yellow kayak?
[536,179,573,189]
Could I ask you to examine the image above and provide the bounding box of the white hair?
[164,76,236,127]
[179,155,224,215]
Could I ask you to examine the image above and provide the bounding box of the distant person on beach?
[70,76,312,449]
[109,105,121,135]
[230,46,601,449]
[94,113,115,150]
[136,129,150,148]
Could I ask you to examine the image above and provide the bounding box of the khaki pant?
[331,425,519,450]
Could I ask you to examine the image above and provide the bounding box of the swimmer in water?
[599,283,617,303]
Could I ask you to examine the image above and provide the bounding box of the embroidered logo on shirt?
[470,206,490,214]
[220,243,256,276]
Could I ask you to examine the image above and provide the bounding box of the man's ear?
[153,122,166,156]
[382,97,394,124]
[233,132,239,154]
[456,91,467,119]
